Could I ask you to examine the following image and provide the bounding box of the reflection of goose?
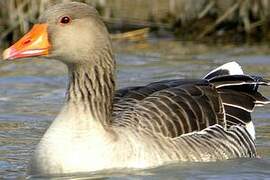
[2,2,270,175]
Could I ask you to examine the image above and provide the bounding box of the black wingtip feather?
[209,75,270,93]
[208,74,270,128]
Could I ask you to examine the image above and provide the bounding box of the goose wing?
[113,81,225,138]
[112,62,270,139]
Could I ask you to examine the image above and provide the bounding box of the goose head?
[2,2,113,66]
[2,2,116,125]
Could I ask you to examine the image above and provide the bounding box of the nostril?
[23,39,31,45]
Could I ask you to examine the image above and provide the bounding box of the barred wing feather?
[113,81,225,137]
[111,62,269,159]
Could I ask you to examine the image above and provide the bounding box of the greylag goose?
[2,2,270,175]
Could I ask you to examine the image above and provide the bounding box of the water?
[0,40,270,179]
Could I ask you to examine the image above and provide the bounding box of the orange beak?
[2,24,51,60]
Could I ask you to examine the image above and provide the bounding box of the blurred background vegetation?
[1,0,270,49]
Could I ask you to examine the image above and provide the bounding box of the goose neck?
[66,62,115,126]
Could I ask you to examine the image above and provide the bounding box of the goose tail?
[204,62,270,140]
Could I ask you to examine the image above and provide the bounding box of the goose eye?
[59,16,71,24]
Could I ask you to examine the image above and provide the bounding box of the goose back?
[112,67,270,140]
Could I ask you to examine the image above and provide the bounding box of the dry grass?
[0,0,270,48]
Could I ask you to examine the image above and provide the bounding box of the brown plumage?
[2,2,269,176]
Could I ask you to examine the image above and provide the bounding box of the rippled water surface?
[0,40,270,179]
